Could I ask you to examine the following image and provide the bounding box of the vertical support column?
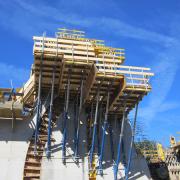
[73,94,78,154]
[114,102,127,180]
[99,90,110,174]
[125,102,139,180]
[46,35,58,158]
[108,120,115,161]
[46,67,56,157]
[34,32,45,155]
[89,88,100,167]
[62,70,71,163]
[75,72,84,158]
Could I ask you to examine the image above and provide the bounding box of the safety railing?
[96,63,154,90]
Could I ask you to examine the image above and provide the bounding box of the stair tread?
[25,161,41,164]
[24,167,41,171]
[24,175,40,178]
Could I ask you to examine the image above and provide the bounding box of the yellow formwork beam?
[89,156,97,180]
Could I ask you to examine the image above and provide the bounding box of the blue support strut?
[62,72,70,162]
[89,88,100,166]
[73,96,78,154]
[46,65,55,157]
[75,74,84,158]
[99,90,110,174]
[114,103,126,180]
[125,102,139,180]
[108,121,115,161]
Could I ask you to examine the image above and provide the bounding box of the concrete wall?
[0,117,36,180]
[0,105,151,180]
[41,106,151,180]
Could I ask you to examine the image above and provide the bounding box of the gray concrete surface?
[0,105,151,180]
[41,106,151,180]
[0,116,36,180]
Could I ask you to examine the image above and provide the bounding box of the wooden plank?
[34,45,96,56]
[83,65,97,103]
[33,36,93,46]
[34,42,124,59]
[34,41,95,51]
[34,47,123,63]
[97,68,154,76]
[96,63,151,71]
[109,78,126,111]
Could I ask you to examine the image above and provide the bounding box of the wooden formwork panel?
[58,61,93,93]
[83,65,124,105]
[109,87,148,114]
[33,36,125,65]
[33,53,63,90]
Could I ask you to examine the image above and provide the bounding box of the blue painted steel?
[75,77,83,158]
[62,111,68,161]
[46,60,56,157]
[62,72,70,162]
[99,120,107,174]
[90,121,97,165]
[73,99,78,154]
[99,90,110,174]
[108,122,115,161]
[114,104,126,180]
[125,103,139,180]
[89,89,100,166]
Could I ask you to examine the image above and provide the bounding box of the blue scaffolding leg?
[46,65,56,158]
[75,75,84,158]
[89,88,100,167]
[99,90,110,174]
[62,73,70,163]
[108,120,115,161]
[114,103,127,180]
[73,96,78,155]
[125,103,139,180]
[34,32,45,155]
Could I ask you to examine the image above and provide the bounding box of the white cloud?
[0,0,176,46]
[138,40,180,123]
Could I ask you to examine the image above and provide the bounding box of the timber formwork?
[31,29,153,112]
[0,28,154,180]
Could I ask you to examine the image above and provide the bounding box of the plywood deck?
[32,33,153,113]
[0,29,154,120]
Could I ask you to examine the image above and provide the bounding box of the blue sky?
[0,0,180,146]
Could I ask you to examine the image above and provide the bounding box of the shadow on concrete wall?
[0,117,35,142]
[50,98,151,180]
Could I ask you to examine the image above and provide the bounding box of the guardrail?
[96,64,154,90]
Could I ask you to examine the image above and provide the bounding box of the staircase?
[23,113,56,179]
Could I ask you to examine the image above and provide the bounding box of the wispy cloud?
[0,63,29,87]
[0,0,176,46]
[138,40,180,123]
